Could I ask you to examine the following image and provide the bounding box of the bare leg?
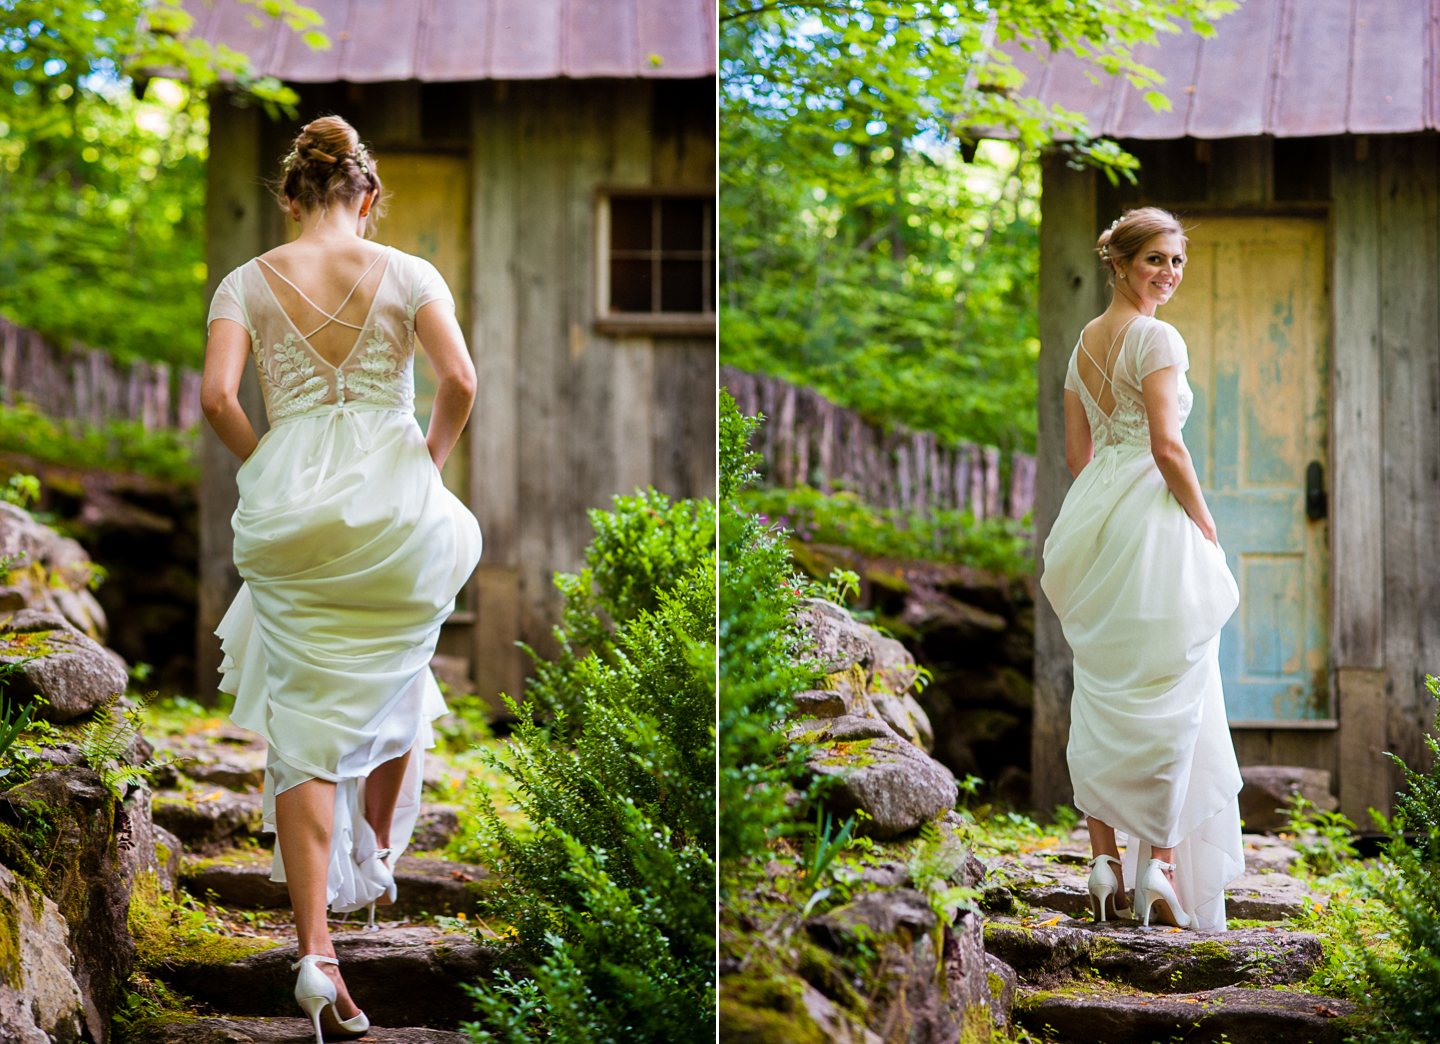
[1152,845,1176,887]
[362,749,412,906]
[276,779,361,1021]
[1086,817,1126,898]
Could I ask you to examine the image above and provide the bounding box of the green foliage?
[463,493,716,1043]
[0,2,325,367]
[1,474,39,507]
[738,483,1032,575]
[1282,795,1359,878]
[76,692,181,798]
[800,808,856,892]
[720,0,1238,453]
[0,683,37,781]
[0,403,197,482]
[1388,675,1440,846]
[718,392,818,865]
[523,489,715,736]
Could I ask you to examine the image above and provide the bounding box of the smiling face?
[1116,231,1186,311]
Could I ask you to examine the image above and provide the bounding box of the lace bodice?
[1066,315,1192,452]
[207,247,454,425]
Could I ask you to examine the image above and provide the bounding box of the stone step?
[1014,985,1356,1044]
[182,852,486,917]
[983,916,1321,992]
[155,927,505,1029]
[126,1017,468,1044]
[1010,870,1320,922]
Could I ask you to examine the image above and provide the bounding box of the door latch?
[1306,460,1327,522]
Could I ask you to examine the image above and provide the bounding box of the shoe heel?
[297,993,329,1044]
[1090,884,1113,923]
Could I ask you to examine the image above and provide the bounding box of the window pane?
[611,259,652,312]
[610,197,652,251]
[661,198,705,251]
[660,259,703,313]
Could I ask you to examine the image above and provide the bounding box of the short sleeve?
[411,256,455,313]
[207,269,249,331]
[1134,319,1189,381]
[1064,348,1083,395]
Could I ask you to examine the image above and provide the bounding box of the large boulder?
[805,731,957,839]
[0,768,134,1043]
[0,610,128,723]
[0,503,106,639]
[151,788,264,850]
[0,864,86,1044]
[1239,767,1337,833]
[797,599,875,675]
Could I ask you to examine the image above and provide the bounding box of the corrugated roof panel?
[1348,0,1429,132]
[416,0,495,81]
[1105,31,1201,139]
[1186,0,1282,138]
[1003,0,1440,138]
[267,0,350,82]
[1269,0,1351,136]
[182,0,714,82]
[487,0,564,79]
[341,0,422,82]
[637,0,715,78]
[566,0,639,78]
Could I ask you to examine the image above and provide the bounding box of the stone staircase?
[125,721,494,1043]
[974,831,1359,1043]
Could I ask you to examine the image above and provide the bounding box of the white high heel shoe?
[1134,858,1190,928]
[1086,854,1131,922]
[361,847,394,931]
[292,954,370,1044]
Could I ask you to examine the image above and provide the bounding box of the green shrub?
[462,492,716,1043]
[735,483,1031,576]
[718,391,817,865]
[0,403,198,483]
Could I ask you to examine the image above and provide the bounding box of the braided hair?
[276,115,385,236]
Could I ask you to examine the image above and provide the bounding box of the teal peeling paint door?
[1158,217,1330,724]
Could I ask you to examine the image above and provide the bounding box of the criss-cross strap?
[1076,314,1142,419]
[258,247,389,340]
[291,954,340,970]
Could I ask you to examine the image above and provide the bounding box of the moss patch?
[128,872,276,972]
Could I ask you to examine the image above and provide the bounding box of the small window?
[596,192,715,336]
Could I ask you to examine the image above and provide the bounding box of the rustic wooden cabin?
[1009,0,1440,823]
[187,0,716,712]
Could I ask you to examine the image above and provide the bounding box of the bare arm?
[201,319,260,462]
[414,301,476,469]
[1064,390,1093,479]
[1141,366,1217,545]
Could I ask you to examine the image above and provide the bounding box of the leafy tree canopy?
[720,0,1237,454]
[0,1,325,368]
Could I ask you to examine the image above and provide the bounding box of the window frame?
[594,186,716,337]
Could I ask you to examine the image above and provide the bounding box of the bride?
[201,116,482,1037]
[1041,207,1244,930]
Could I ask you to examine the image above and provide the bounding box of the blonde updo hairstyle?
[276,115,385,236]
[1096,207,1186,286]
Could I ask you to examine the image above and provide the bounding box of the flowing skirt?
[1041,441,1243,930]
[216,403,482,913]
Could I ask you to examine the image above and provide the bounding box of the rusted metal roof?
[1006,0,1440,139]
[184,0,715,82]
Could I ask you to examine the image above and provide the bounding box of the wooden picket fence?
[721,366,1036,522]
[0,316,203,430]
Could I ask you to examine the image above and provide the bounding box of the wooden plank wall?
[469,79,716,708]
[720,366,1037,521]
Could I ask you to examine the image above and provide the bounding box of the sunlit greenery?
[0,1,325,367]
[720,0,1239,452]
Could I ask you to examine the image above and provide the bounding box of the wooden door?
[1157,216,1330,724]
[371,152,472,500]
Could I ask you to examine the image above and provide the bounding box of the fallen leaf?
[450,871,475,882]
[1166,928,1182,933]
[1315,1005,1342,1018]
[1037,916,1061,927]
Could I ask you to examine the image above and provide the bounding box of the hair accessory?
[281,144,301,171]
[353,143,371,176]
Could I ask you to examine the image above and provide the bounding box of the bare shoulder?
[257,238,389,269]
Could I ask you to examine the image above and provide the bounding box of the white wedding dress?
[206,246,482,914]
[1041,315,1244,930]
